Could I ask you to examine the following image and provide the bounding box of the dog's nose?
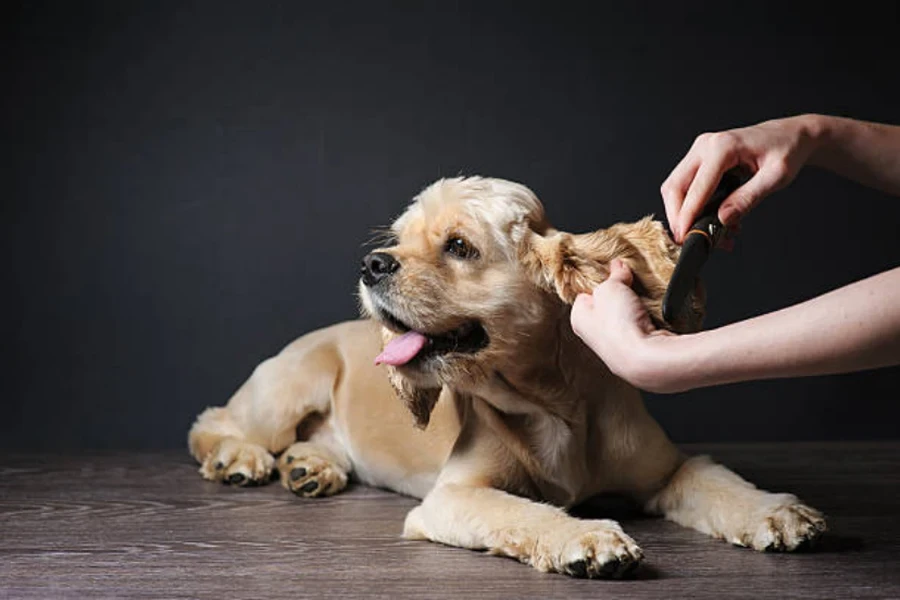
[361,252,400,286]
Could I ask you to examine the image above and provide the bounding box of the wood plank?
[1,443,898,599]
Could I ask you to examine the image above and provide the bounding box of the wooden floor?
[1,443,898,599]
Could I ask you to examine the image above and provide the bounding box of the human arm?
[570,260,900,394]
[806,114,900,197]
[662,114,900,243]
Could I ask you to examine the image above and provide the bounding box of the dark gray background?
[4,1,899,450]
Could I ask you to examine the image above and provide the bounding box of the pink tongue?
[374,331,428,366]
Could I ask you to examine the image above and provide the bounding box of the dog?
[188,176,826,578]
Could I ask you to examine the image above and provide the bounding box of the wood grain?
[1,443,898,599]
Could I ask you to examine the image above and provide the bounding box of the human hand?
[661,115,820,243]
[570,259,677,392]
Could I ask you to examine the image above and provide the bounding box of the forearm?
[804,113,900,196]
[649,266,900,392]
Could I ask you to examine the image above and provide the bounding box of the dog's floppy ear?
[386,366,442,429]
[521,216,705,333]
[375,328,442,428]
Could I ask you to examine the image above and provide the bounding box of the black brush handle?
[689,166,748,246]
[661,166,750,326]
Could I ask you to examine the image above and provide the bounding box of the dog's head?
[358,176,704,427]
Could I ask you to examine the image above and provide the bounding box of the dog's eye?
[444,236,479,260]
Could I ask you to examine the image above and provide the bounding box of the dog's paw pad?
[278,451,347,498]
[199,439,275,486]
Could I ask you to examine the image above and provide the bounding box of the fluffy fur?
[188,176,825,578]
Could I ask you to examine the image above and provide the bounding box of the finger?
[660,154,701,238]
[569,294,593,335]
[572,292,594,313]
[717,165,781,226]
[678,152,738,242]
[606,258,634,287]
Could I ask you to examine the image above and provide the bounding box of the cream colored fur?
[188,176,825,578]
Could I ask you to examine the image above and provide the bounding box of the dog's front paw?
[199,439,275,486]
[737,497,827,552]
[535,519,644,579]
[278,443,348,498]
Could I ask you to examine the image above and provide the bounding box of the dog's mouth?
[373,308,489,367]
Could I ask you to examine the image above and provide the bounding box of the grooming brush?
[661,166,751,326]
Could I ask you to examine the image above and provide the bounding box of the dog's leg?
[403,483,643,578]
[400,396,643,578]
[188,344,339,487]
[644,454,827,551]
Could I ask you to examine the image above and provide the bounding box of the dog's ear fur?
[374,326,441,428]
[521,216,706,333]
[385,366,442,429]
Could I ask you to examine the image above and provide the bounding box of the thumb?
[717,167,780,227]
[607,258,634,287]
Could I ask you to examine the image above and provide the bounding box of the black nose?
[361,252,400,286]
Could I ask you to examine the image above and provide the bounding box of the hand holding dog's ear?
[571,259,655,338]
[571,259,672,389]
[602,257,635,288]
[522,217,706,333]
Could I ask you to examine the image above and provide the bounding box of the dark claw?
[214,461,224,470]
[598,558,621,578]
[290,467,307,481]
[300,480,319,494]
[285,455,294,464]
[566,559,588,578]
[228,473,246,485]
[619,558,640,577]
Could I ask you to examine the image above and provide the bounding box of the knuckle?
[659,180,670,196]
[572,294,592,313]
[660,179,678,199]
[729,194,750,212]
[571,297,583,315]
[769,155,792,180]
[693,131,712,146]
[709,131,739,152]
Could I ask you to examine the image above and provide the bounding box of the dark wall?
[4,1,899,450]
